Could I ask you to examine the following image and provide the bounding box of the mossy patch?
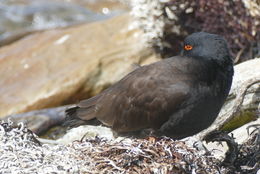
[221,110,257,132]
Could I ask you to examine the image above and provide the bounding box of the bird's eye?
[184,45,193,51]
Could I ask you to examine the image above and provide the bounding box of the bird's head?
[182,32,233,65]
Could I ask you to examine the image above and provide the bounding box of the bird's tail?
[63,94,102,127]
[63,106,101,128]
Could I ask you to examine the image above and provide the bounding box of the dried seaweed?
[0,121,224,174]
[72,136,222,173]
[1,120,259,173]
[204,126,260,174]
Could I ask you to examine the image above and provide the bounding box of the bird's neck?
[195,58,233,86]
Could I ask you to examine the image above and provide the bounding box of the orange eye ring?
[184,45,193,51]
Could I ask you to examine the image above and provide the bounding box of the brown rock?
[0,13,160,118]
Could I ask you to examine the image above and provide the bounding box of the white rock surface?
[57,125,114,145]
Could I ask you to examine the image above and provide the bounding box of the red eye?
[184,45,193,51]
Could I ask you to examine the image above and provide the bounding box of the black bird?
[65,32,234,139]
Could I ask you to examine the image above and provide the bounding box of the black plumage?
[64,32,234,139]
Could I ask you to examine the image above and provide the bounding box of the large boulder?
[0,13,160,118]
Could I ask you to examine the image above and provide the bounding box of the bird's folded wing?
[95,62,191,132]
